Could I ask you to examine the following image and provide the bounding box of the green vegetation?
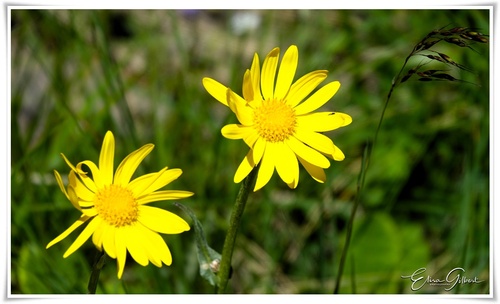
[10,9,489,294]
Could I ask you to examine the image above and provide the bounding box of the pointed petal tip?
[332,151,346,161]
[104,130,114,139]
[176,191,195,199]
[269,46,280,54]
[344,114,353,126]
[201,76,213,86]
[287,179,299,189]
[334,112,353,127]
[285,45,298,59]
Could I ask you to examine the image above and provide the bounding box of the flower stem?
[333,32,421,293]
[334,44,407,294]
[87,249,107,294]
[333,143,368,293]
[217,167,258,293]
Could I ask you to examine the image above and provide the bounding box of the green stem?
[87,249,107,294]
[333,41,416,294]
[217,167,258,293]
[333,144,368,294]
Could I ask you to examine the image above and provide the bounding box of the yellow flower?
[46,131,193,279]
[203,45,352,191]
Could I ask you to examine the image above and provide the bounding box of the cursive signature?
[401,267,483,291]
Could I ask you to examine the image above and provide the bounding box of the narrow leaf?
[174,202,221,286]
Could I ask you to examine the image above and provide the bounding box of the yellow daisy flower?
[203,45,352,191]
[46,131,194,279]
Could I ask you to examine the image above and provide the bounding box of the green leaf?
[341,212,430,293]
[174,202,221,287]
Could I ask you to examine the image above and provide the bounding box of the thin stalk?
[333,25,488,294]
[217,167,258,293]
[333,143,368,294]
[87,249,107,294]
[333,48,411,294]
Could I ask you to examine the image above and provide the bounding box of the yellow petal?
[124,225,149,267]
[128,167,168,197]
[297,112,352,132]
[138,205,190,234]
[137,190,194,205]
[115,228,128,279]
[254,145,275,191]
[99,131,115,185]
[221,123,259,149]
[286,70,327,108]
[102,223,117,259]
[202,77,229,106]
[77,160,104,189]
[68,170,95,202]
[287,174,299,189]
[227,89,254,125]
[91,221,105,251]
[136,224,163,267]
[250,53,261,99]
[114,143,154,186]
[60,153,83,174]
[61,154,97,193]
[221,124,253,140]
[294,81,341,115]
[242,69,254,101]
[286,136,330,169]
[67,185,82,211]
[129,169,182,198]
[53,170,69,200]
[146,228,172,266]
[298,155,326,183]
[252,137,266,165]
[294,128,335,156]
[81,207,98,217]
[78,199,95,208]
[243,129,260,149]
[261,47,280,100]
[46,215,91,249]
[63,216,102,258]
[274,45,298,100]
[234,150,255,183]
[337,112,353,127]
[331,143,346,161]
[130,223,164,267]
[273,142,298,185]
[140,168,182,195]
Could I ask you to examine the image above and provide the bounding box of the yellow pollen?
[94,184,138,227]
[253,99,296,142]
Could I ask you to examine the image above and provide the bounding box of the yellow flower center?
[94,184,138,227]
[253,99,296,142]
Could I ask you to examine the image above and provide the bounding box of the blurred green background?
[10,9,490,294]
